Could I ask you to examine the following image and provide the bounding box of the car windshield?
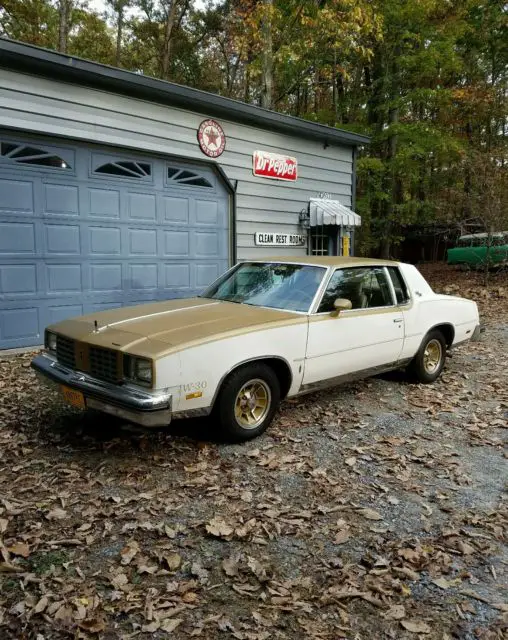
[201,262,327,313]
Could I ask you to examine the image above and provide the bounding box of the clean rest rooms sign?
[253,150,298,181]
[255,232,306,246]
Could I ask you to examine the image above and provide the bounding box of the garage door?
[0,133,231,349]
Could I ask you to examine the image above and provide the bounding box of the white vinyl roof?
[309,198,361,227]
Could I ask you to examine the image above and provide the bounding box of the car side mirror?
[332,298,352,315]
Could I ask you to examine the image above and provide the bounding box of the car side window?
[387,267,410,304]
[317,267,394,313]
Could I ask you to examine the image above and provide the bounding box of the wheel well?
[431,323,455,347]
[218,357,293,401]
[260,358,293,399]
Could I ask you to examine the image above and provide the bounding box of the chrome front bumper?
[31,353,172,427]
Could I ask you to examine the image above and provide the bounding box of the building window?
[167,166,213,188]
[1,142,71,169]
[310,227,339,255]
[94,160,151,178]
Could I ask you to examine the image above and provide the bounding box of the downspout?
[351,146,358,256]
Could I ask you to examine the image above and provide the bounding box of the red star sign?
[205,127,220,147]
[197,119,226,157]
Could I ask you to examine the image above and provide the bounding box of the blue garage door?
[0,133,231,349]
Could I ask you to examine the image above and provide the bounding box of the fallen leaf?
[0,519,8,533]
[184,461,208,473]
[206,517,234,539]
[120,540,140,565]
[110,573,129,589]
[432,577,461,590]
[46,508,68,521]
[34,596,49,614]
[345,457,357,467]
[400,620,431,634]
[164,553,182,571]
[138,563,158,574]
[252,610,273,627]
[0,562,21,573]
[161,618,183,632]
[384,604,406,620]
[78,618,106,633]
[358,508,383,521]
[247,556,268,582]
[165,525,176,539]
[457,540,475,555]
[393,566,420,581]
[334,529,351,545]
[8,542,30,558]
[222,554,240,577]
[182,592,198,603]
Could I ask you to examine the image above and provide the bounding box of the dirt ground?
[0,264,507,640]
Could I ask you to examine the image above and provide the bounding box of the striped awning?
[309,198,361,227]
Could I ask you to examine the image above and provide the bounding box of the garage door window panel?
[317,267,395,313]
[166,166,214,189]
[92,154,152,181]
[1,141,73,170]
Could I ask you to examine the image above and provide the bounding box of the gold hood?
[48,298,304,358]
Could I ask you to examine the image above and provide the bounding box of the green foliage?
[1,0,506,256]
[28,549,69,575]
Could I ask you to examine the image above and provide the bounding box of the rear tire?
[408,330,446,383]
[213,363,280,442]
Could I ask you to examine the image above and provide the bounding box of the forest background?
[1,0,507,258]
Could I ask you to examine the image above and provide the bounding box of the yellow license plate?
[61,386,86,410]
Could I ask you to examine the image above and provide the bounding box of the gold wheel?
[234,378,271,430]
[423,339,443,374]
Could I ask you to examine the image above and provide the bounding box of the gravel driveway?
[0,266,506,639]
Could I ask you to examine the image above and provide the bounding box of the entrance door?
[302,266,405,388]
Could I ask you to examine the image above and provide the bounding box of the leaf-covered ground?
[0,265,507,640]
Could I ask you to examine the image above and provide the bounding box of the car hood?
[48,298,304,358]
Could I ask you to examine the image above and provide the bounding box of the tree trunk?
[381,47,401,259]
[115,4,125,67]
[260,0,273,109]
[244,42,252,103]
[162,0,178,80]
[58,0,71,53]
[332,48,337,125]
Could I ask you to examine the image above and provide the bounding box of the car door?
[302,266,405,388]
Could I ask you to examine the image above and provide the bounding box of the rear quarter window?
[387,267,410,304]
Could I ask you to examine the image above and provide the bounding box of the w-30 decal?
[182,380,208,393]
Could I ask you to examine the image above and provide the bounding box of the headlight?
[123,355,153,387]
[45,330,57,354]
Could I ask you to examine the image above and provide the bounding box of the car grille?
[89,346,120,384]
[56,335,76,370]
[55,337,121,384]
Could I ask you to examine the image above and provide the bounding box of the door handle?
[393,318,403,324]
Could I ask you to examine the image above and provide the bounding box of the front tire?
[213,363,280,442]
[408,330,446,383]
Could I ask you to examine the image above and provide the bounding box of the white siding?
[0,69,354,260]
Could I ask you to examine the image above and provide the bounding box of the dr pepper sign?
[253,150,298,181]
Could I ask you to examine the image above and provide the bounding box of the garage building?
[0,39,368,349]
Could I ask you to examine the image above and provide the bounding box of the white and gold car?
[31,257,481,441]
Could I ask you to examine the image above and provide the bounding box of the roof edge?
[0,38,370,148]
